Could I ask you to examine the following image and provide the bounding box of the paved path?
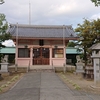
[0,72,100,100]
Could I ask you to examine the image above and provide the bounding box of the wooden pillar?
[65,41,68,65]
[64,46,66,65]
[50,47,52,66]
[15,47,18,66]
[30,47,33,66]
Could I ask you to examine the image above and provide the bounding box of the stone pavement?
[0,72,100,100]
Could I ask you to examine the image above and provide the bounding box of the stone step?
[29,69,54,72]
[29,65,54,70]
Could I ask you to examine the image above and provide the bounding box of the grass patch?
[74,85,81,90]
[1,84,6,88]
[11,75,19,82]
[60,73,81,90]
[0,87,2,92]
[7,81,11,85]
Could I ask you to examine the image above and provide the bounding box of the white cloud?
[91,13,100,20]
[0,0,100,27]
[2,40,15,47]
[1,0,100,46]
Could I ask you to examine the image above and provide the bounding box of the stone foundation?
[8,66,28,73]
[54,65,75,72]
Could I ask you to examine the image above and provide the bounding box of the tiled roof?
[0,47,15,54]
[66,47,82,54]
[8,24,78,39]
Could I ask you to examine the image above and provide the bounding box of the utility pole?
[15,23,18,71]
[29,0,31,25]
[63,25,66,73]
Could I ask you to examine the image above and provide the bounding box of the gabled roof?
[90,43,100,50]
[8,24,78,39]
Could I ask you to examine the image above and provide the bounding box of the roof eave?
[12,36,79,40]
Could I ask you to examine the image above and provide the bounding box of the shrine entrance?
[33,47,49,65]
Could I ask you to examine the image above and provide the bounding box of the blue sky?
[0,0,100,46]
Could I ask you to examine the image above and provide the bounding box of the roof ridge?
[10,24,72,28]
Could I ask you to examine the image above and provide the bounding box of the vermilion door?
[33,47,49,65]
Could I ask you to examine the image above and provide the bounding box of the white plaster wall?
[17,58,30,67]
[52,58,64,66]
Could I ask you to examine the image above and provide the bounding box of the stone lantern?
[91,43,100,87]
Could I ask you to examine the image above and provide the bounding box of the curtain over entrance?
[33,47,49,65]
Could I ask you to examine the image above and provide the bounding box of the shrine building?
[8,24,78,67]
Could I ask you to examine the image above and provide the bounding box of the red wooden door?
[33,48,49,65]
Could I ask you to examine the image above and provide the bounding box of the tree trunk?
[84,48,87,66]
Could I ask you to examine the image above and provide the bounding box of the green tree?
[67,41,77,47]
[0,14,11,42]
[91,0,100,6]
[0,1,11,64]
[75,19,100,65]
[0,14,11,63]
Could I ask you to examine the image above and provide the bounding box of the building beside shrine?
[8,24,78,67]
